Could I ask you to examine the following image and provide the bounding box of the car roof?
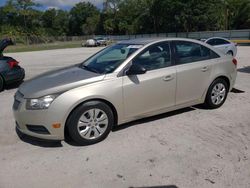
[118,38,162,45]
[205,37,231,42]
[117,37,225,57]
[117,37,203,45]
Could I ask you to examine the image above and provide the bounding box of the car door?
[122,42,176,119]
[173,41,218,105]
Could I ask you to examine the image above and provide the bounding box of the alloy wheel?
[211,83,226,105]
[77,108,109,140]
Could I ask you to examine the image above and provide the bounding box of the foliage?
[0,0,249,43]
[68,2,99,35]
[82,14,100,35]
[41,9,69,36]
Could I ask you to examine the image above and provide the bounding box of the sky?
[0,0,104,10]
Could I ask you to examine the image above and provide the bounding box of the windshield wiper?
[82,65,100,74]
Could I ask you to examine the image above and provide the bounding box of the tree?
[104,18,115,34]
[82,15,100,35]
[116,0,153,34]
[13,0,39,31]
[69,2,99,35]
[0,0,250,41]
[226,0,250,29]
[42,9,69,36]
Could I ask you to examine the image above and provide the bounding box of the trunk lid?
[0,38,14,55]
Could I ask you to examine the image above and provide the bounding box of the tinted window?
[206,39,216,45]
[210,50,220,59]
[132,42,171,71]
[215,39,230,45]
[207,38,230,46]
[174,41,218,64]
[82,44,142,74]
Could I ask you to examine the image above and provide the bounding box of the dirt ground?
[0,46,250,188]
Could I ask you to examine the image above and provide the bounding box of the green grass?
[5,41,83,53]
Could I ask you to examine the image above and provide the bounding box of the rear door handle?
[163,75,174,81]
[201,66,209,72]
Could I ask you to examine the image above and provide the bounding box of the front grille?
[26,125,50,135]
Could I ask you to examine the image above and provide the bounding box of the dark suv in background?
[0,38,25,91]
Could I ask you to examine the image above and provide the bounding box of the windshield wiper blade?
[82,65,100,74]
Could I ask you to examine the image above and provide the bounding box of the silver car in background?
[82,39,98,47]
[95,37,108,46]
[205,37,238,57]
[13,38,237,145]
[82,37,108,47]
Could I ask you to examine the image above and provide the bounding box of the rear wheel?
[0,75,4,92]
[66,101,114,145]
[204,78,229,109]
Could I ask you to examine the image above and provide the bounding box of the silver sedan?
[13,38,237,145]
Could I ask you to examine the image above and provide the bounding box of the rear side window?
[215,39,230,45]
[174,41,219,64]
[207,38,230,46]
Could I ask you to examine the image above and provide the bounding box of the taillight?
[7,60,19,69]
[232,58,237,66]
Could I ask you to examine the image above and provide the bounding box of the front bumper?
[13,92,65,140]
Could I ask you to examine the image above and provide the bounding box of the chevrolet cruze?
[13,38,237,145]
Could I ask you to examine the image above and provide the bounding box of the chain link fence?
[105,29,250,41]
[5,29,250,45]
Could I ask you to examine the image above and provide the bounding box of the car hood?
[19,65,104,98]
[0,38,14,54]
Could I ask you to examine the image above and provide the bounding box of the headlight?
[26,95,57,110]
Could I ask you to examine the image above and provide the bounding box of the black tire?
[204,78,229,109]
[0,75,4,92]
[66,101,114,145]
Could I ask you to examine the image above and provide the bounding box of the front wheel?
[66,101,114,145]
[204,78,229,109]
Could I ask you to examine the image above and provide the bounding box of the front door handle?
[163,75,174,81]
[201,66,209,72]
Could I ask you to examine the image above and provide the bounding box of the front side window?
[206,39,216,46]
[132,42,171,71]
[81,44,142,74]
[174,41,218,64]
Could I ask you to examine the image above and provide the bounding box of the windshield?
[81,44,143,74]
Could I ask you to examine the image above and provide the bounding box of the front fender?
[48,77,124,131]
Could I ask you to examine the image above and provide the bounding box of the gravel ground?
[0,47,250,188]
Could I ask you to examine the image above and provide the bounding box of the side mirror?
[120,48,126,54]
[126,64,147,75]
